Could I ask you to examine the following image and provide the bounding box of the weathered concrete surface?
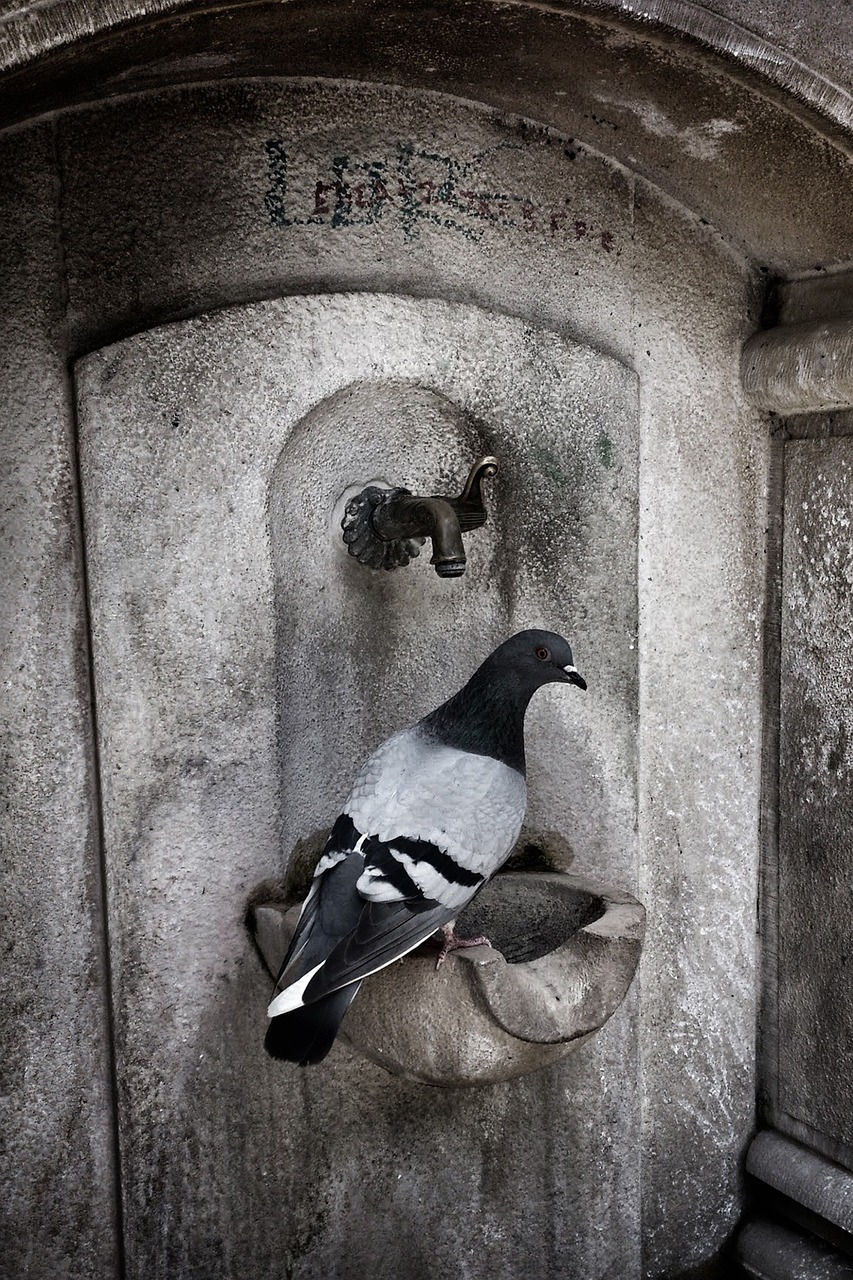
[775,271,853,327]
[59,81,636,361]
[632,184,767,1277]
[1,0,852,143]
[687,0,853,122]
[742,319,853,414]
[0,128,119,1275]
[776,439,853,1153]
[737,1218,853,1280]
[0,13,841,275]
[747,1133,853,1237]
[0,63,782,1276]
[75,292,641,1278]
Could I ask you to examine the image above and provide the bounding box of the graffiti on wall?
[264,139,617,250]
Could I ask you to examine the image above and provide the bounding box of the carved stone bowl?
[249,870,645,1087]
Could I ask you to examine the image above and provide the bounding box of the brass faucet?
[341,456,498,578]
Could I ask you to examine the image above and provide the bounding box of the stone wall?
[0,7,851,1279]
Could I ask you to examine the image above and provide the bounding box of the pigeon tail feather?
[264,983,361,1065]
[267,961,325,1017]
[302,898,455,1003]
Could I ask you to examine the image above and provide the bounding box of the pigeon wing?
[301,895,456,1004]
[272,727,526,1011]
[271,815,362,991]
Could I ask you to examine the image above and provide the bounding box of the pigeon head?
[481,629,587,695]
[421,628,586,773]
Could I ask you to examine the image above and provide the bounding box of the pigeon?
[264,628,586,1066]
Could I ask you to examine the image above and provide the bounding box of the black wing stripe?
[389,834,483,888]
[326,812,361,852]
[362,839,420,898]
[302,899,455,1003]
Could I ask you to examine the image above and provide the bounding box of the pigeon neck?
[422,667,533,774]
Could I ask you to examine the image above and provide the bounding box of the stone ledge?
[741,318,853,415]
[736,1217,853,1279]
[747,1132,853,1238]
[250,870,645,1086]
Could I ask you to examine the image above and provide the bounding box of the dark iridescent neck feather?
[420,667,534,774]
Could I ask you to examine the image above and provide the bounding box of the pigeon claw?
[434,923,493,970]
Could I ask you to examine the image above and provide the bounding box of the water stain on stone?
[597,430,614,469]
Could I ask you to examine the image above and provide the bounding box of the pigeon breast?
[345,725,527,909]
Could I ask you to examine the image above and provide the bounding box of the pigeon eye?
[534,646,551,661]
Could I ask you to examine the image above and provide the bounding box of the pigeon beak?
[562,665,587,691]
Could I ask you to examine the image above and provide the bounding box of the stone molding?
[742,317,853,415]
[0,0,851,140]
[747,1132,853,1239]
[737,1216,853,1279]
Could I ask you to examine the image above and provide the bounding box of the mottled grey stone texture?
[747,1133,853,1237]
[1,0,852,144]
[737,1217,853,1280]
[0,53,800,1280]
[777,440,853,1151]
[58,81,635,360]
[0,128,118,1275]
[75,293,641,1278]
[27,7,849,275]
[630,184,767,1279]
[776,272,853,327]
[57,76,766,1274]
[742,320,853,414]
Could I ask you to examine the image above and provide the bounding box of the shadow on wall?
[268,380,507,854]
[266,367,638,883]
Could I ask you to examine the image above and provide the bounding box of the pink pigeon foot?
[434,922,492,969]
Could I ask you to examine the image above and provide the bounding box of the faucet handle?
[444,456,498,532]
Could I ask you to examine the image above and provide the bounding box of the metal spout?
[340,456,498,578]
[370,494,468,577]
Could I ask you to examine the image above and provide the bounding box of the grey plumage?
[264,628,586,1066]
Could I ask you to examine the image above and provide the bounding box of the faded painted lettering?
[264,139,618,250]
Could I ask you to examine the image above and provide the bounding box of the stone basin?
[249,869,645,1087]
